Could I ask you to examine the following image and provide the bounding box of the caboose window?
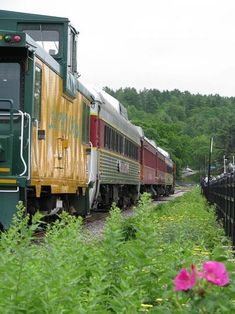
[26,29,59,55]
[33,65,42,121]
[68,26,77,74]
[0,63,20,109]
[19,24,61,57]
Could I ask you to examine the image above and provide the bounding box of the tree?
[104,86,235,175]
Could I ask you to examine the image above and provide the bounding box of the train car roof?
[135,126,144,137]
[0,10,69,23]
[96,89,141,145]
[157,146,170,158]
[98,90,128,120]
[148,139,158,149]
[143,137,158,149]
[77,79,102,104]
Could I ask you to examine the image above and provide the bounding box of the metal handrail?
[0,99,14,131]
[24,112,31,180]
[0,109,32,179]
[0,187,19,193]
[34,119,41,178]
[17,110,27,176]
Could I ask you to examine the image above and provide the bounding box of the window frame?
[82,102,90,144]
[0,60,23,111]
[18,23,63,59]
[33,63,42,122]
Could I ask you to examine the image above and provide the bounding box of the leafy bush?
[0,189,234,313]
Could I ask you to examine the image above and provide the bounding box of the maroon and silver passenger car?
[140,136,175,198]
[85,85,175,210]
[88,88,141,209]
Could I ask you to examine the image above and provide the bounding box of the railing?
[0,110,31,179]
[202,173,235,246]
[0,99,31,192]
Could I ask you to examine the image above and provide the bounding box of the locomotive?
[0,10,175,229]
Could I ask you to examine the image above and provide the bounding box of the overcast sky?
[1,0,235,96]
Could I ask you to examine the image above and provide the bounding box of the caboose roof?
[0,10,69,24]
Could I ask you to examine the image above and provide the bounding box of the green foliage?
[216,120,235,162]
[103,87,235,175]
[0,191,234,313]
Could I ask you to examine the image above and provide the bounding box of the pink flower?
[201,261,229,286]
[174,264,197,291]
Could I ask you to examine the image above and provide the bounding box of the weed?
[0,190,234,313]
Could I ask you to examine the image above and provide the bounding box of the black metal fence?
[202,173,235,247]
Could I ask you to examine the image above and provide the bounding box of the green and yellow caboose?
[0,10,92,229]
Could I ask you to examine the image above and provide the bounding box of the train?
[0,10,175,229]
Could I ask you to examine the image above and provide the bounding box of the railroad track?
[32,189,189,241]
[83,189,189,235]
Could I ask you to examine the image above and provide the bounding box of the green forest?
[104,87,235,177]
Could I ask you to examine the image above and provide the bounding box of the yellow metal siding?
[0,179,17,184]
[0,168,10,173]
[31,60,89,195]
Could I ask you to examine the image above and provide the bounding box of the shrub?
[0,189,234,313]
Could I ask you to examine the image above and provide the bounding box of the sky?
[1,0,235,97]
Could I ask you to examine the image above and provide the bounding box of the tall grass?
[0,189,234,313]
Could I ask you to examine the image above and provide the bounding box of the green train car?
[0,10,94,229]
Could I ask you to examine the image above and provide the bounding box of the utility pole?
[204,155,207,176]
[223,155,227,174]
[207,137,213,193]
